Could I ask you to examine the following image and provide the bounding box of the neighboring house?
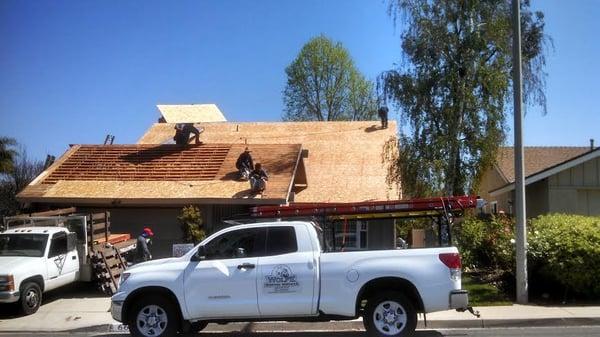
[18,105,401,256]
[479,145,600,217]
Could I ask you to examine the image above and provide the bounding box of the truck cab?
[0,227,79,314]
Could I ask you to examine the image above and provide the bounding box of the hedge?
[455,213,600,298]
[529,214,600,297]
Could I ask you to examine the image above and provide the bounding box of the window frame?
[48,232,68,258]
[265,226,298,256]
[202,227,266,261]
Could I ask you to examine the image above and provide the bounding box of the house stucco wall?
[547,157,600,216]
[478,167,511,213]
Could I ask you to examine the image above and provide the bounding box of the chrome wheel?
[372,300,408,335]
[136,304,168,337]
[25,289,39,309]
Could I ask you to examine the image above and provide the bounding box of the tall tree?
[283,35,377,121]
[381,0,548,196]
[0,137,17,174]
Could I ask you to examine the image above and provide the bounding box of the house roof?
[138,121,400,203]
[490,146,599,196]
[18,143,302,206]
[495,146,590,183]
[157,104,226,123]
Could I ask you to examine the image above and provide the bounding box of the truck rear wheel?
[20,282,42,315]
[364,291,417,337]
[127,295,179,337]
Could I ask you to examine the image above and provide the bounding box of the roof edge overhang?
[18,197,287,207]
[490,148,600,197]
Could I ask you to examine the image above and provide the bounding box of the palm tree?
[0,137,17,174]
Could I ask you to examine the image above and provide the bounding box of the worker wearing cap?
[135,227,154,263]
[235,147,254,180]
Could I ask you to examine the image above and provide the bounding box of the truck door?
[184,227,266,319]
[45,231,79,290]
[257,225,318,317]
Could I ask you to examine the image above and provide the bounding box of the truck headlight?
[119,272,131,286]
[0,275,15,292]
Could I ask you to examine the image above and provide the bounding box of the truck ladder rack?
[250,195,480,219]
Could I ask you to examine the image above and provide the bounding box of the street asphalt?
[2,283,600,335]
[2,326,600,337]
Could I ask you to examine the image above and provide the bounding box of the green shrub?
[178,205,206,244]
[528,214,600,297]
[454,215,515,272]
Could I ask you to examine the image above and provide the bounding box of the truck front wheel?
[20,282,42,315]
[364,291,417,337]
[127,295,179,337]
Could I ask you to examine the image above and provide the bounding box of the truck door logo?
[54,254,66,273]
[264,265,299,293]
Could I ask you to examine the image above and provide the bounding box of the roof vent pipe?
[591,138,595,151]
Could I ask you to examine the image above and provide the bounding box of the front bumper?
[0,290,20,303]
[111,300,124,322]
[449,289,469,309]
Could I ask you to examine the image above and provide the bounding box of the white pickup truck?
[112,221,470,337]
[0,227,81,314]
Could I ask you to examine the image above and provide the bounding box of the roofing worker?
[249,163,269,194]
[378,105,389,129]
[174,123,202,145]
[235,147,254,180]
[135,227,154,263]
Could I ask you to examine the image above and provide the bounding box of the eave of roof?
[490,147,600,196]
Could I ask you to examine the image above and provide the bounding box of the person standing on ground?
[249,163,269,194]
[174,123,202,145]
[135,227,154,263]
[235,147,254,180]
[378,106,389,129]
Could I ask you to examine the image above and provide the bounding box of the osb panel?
[139,121,400,202]
[157,104,227,123]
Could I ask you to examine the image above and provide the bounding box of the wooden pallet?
[91,243,128,295]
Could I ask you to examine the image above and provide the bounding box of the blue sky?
[1,0,598,160]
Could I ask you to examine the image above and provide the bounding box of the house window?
[490,201,498,214]
[334,220,368,251]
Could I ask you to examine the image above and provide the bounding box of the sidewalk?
[1,296,600,333]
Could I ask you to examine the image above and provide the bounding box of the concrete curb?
[3,317,600,334]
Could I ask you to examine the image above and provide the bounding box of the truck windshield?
[0,234,48,257]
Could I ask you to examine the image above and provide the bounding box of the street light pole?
[512,0,528,304]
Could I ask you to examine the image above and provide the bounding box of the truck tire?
[363,291,417,337]
[19,282,42,315]
[127,295,179,337]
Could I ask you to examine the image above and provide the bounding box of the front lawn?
[463,274,512,306]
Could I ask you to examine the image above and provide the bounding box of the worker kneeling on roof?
[249,163,268,194]
[174,123,202,145]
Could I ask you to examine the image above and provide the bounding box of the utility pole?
[512,0,528,304]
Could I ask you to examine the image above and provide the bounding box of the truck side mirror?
[67,232,77,251]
